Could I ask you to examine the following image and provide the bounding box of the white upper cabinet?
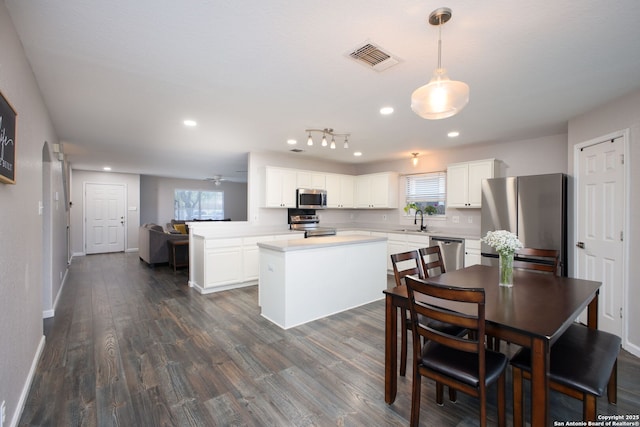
[355,172,399,208]
[297,171,326,189]
[264,167,297,207]
[447,159,498,208]
[264,166,398,209]
[325,173,354,208]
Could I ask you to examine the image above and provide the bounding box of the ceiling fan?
[205,175,228,186]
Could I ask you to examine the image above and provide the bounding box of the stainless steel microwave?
[296,188,327,209]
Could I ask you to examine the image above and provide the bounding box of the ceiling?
[6,1,640,182]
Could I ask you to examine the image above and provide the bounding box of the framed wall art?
[0,90,17,184]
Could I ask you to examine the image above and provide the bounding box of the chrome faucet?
[414,209,426,231]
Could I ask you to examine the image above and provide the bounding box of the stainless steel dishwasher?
[430,236,465,272]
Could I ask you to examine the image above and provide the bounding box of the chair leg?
[497,372,506,427]
[448,387,457,403]
[479,387,487,427]
[436,382,444,405]
[512,366,524,427]
[607,359,618,404]
[584,394,597,422]
[410,370,422,427]
[400,310,408,377]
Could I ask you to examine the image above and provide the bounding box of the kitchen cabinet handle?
[576,241,585,249]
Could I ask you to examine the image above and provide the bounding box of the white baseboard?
[624,337,640,358]
[10,335,46,427]
[42,267,69,319]
[189,280,257,295]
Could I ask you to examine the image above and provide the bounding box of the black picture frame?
[0,90,17,185]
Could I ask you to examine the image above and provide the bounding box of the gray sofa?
[138,223,189,267]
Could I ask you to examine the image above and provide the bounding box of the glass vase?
[499,251,514,287]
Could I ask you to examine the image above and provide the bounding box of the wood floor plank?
[18,252,640,426]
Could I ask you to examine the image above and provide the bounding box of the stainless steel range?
[288,209,336,238]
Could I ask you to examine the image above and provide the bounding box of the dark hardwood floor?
[20,252,640,426]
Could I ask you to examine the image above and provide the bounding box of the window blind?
[405,172,446,203]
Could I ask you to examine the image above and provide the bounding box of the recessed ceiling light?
[448,131,460,138]
[183,119,197,127]
[353,152,363,157]
[380,106,394,115]
[103,166,112,171]
[287,139,297,145]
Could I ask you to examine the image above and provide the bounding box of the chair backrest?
[390,250,424,287]
[405,275,486,365]
[418,246,446,278]
[514,247,559,276]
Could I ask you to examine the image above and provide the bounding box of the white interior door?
[85,183,126,254]
[575,133,626,337]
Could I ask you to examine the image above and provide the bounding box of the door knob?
[576,242,585,249]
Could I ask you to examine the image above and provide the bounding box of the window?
[174,190,224,220]
[404,172,446,215]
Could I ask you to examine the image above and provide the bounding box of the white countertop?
[187,221,480,241]
[257,234,387,252]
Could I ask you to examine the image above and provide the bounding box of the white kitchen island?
[258,234,387,329]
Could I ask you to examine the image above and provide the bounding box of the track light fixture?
[304,128,351,151]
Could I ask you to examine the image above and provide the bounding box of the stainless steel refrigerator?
[480,173,567,276]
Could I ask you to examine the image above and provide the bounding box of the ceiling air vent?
[348,42,400,72]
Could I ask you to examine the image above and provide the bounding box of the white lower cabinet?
[385,233,408,272]
[406,234,431,252]
[242,236,273,282]
[465,239,482,267]
[204,238,243,288]
[192,232,304,295]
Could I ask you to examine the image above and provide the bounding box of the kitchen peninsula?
[258,234,387,329]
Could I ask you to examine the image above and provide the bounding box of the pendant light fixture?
[411,152,419,167]
[411,7,469,120]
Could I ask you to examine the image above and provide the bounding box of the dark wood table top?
[384,264,601,342]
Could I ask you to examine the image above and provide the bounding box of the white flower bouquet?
[481,230,523,255]
[481,230,523,286]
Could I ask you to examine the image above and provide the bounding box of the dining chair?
[405,275,508,427]
[491,247,560,351]
[511,323,621,425]
[390,250,466,379]
[418,245,446,278]
[390,250,425,377]
[513,247,560,275]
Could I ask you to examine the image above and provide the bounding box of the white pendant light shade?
[411,7,469,120]
[411,68,469,120]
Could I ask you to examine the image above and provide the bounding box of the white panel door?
[576,135,625,337]
[85,183,125,254]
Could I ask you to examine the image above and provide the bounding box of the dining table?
[383,264,601,427]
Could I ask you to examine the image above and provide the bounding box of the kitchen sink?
[393,228,428,233]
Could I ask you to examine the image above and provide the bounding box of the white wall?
[41,142,69,318]
[248,151,358,227]
[0,4,67,425]
[568,88,640,353]
[353,133,569,233]
[69,170,140,255]
[140,175,248,227]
